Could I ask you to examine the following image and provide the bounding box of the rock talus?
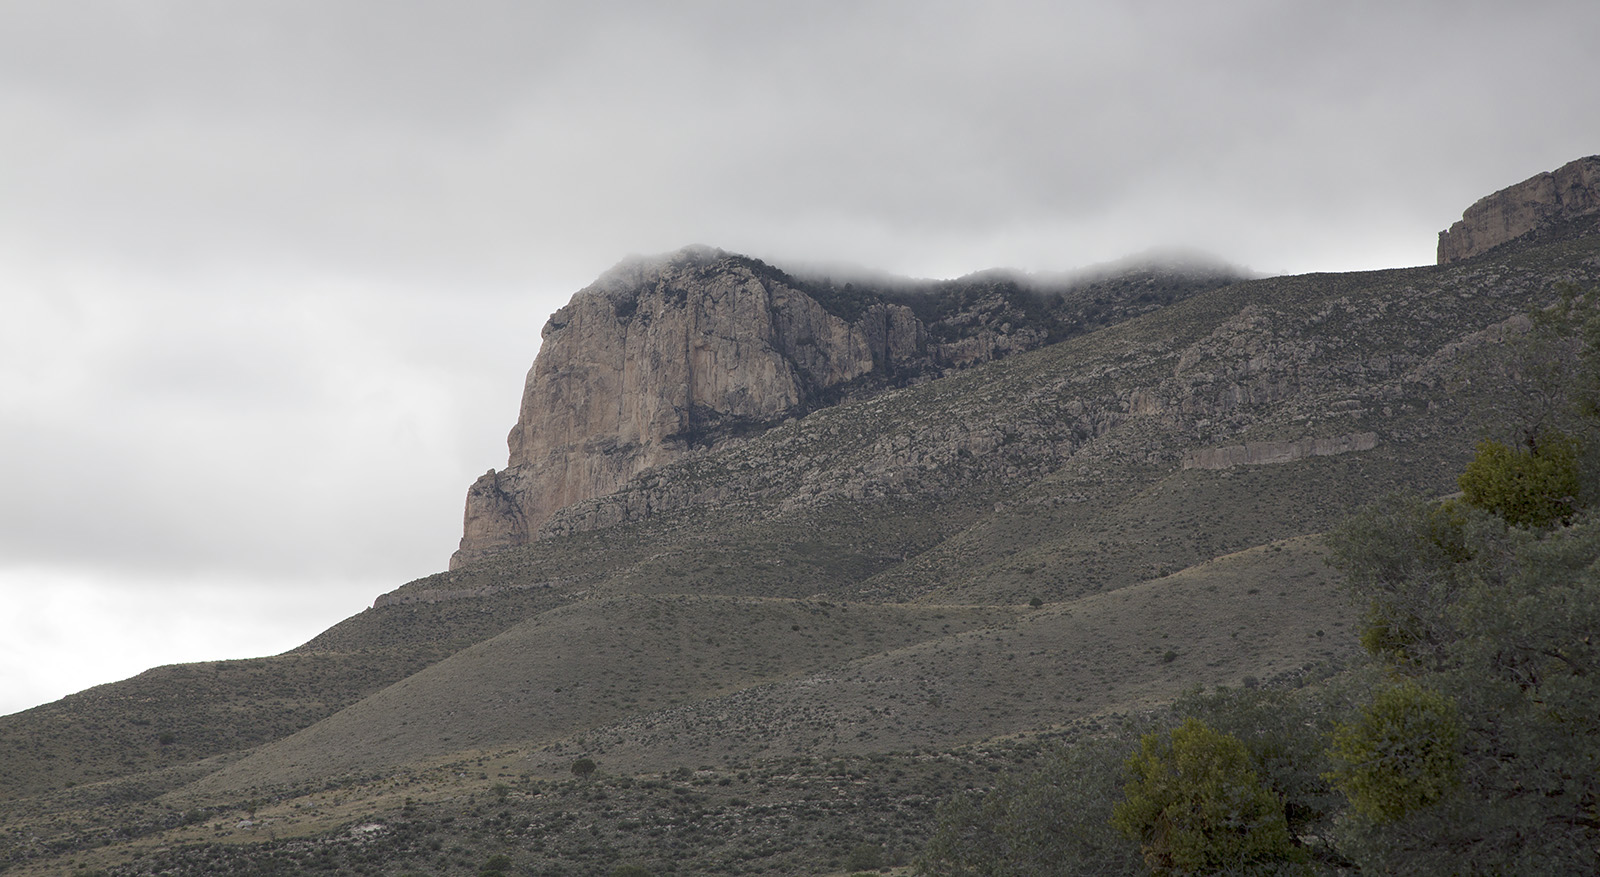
[1438,156,1600,264]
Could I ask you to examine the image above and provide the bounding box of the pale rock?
[1180,432,1379,470]
[450,247,925,568]
[1438,156,1600,264]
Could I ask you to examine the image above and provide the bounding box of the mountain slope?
[4,160,1600,876]
[10,230,1579,807]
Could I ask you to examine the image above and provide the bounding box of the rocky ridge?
[1438,155,1600,263]
[452,247,1244,567]
[530,256,1592,558]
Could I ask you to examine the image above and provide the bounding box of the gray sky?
[3,0,1598,716]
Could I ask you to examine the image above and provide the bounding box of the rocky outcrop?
[1438,156,1600,264]
[529,246,1598,546]
[1181,432,1378,470]
[451,247,928,568]
[450,247,1248,569]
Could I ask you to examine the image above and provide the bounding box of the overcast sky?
[3,0,1599,717]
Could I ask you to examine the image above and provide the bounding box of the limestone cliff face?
[1180,432,1378,470]
[1438,156,1600,264]
[450,247,926,568]
[450,246,1247,569]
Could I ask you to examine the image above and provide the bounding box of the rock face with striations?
[450,247,926,568]
[450,245,1247,569]
[1438,155,1600,264]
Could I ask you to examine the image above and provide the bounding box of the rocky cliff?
[1438,155,1600,263]
[451,246,1244,568]
[451,247,924,568]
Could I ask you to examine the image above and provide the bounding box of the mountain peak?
[449,247,1248,568]
[1438,155,1600,263]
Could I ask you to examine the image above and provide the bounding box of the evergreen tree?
[1325,491,1600,872]
[1110,718,1305,876]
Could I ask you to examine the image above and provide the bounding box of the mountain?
[3,158,1599,876]
[451,247,1248,568]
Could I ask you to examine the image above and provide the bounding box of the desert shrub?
[1457,432,1584,528]
[1110,718,1305,877]
[1169,686,1341,846]
[1327,495,1508,668]
[845,842,883,871]
[570,757,597,778]
[1325,681,1462,821]
[1326,489,1600,872]
[919,735,1143,876]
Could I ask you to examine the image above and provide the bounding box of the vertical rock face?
[1438,156,1600,264]
[449,245,1250,569]
[450,246,924,569]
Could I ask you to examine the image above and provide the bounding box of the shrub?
[1325,683,1464,822]
[845,843,882,871]
[1110,718,1304,876]
[920,736,1143,876]
[1457,432,1583,528]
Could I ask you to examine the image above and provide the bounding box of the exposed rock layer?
[1181,432,1378,470]
[451,246,1243,568]
[452,247,924,568]
[1438,156,1600,263]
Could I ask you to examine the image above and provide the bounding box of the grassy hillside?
[191,535,1350,799]
[192,598,1017,795]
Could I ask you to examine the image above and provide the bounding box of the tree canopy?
[1110,718,1305,876]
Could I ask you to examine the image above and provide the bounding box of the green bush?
[1325,681,1462,822]
[1458,432,1584,528]
[1110,718,1305,876]
[1326,481,1600,871]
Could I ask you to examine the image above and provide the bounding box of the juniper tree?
[1325,483,1600,872]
